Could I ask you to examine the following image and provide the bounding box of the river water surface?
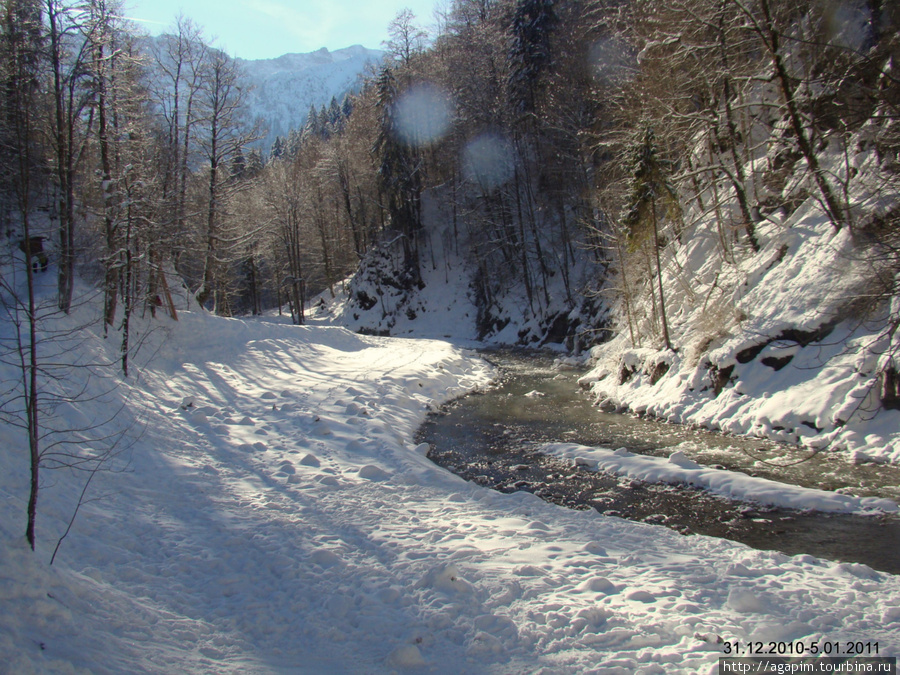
[418,351,900,575]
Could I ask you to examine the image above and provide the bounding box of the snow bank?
[544,443,899,514]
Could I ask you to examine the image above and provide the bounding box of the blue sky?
[122,0,442,60]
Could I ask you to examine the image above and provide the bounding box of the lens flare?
[589,36,634,87]
[462,134,516,190]
[394,84,453,147]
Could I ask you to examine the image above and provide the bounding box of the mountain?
[237,45,384,155]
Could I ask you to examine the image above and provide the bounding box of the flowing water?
[418,350,900,575]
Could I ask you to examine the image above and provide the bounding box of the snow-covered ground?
[3,301,900,674]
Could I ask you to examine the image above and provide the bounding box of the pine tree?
[270,135,285,159]
[623,127,680,352]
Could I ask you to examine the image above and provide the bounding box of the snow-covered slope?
[4,291,900,673]
[332,191,604,349]
[239,45,383,153]
[582,130,900,464]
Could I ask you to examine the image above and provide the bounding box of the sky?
[121,0,443,60]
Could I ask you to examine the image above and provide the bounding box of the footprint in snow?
[625,590,656,603]
[309,549,342,568]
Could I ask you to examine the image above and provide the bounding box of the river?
[417,350,900,575]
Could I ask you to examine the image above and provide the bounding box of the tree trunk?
[758,0,845,231]
[651,200,673,351]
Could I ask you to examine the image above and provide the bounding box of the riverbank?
[580,217,900,467]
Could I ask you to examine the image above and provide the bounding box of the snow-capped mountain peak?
[238,45,384,154]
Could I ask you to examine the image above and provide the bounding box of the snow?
[582,204,900,464]
[3,302,900,674]
[543,443,899,514]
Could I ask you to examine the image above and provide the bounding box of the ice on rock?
[466,631,505,657]
[578,577,616,594]
[582,541,607,556]
[473,614,518,641]
[727,588,768,613]
[882,607,900,624]
[358,465,390,481]
[299,453,321,467]
[419,564,474,595]
[514,565,546,577]
[314,419,334,436]
[668,451,700,469]
[387,644,427,668]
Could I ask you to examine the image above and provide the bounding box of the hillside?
[578,87,900,466]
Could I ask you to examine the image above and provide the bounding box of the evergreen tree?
[270,134,285,159]
[623,128,680,352]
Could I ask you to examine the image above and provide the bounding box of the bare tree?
[383,8,428,67]
[192,48,258,312]
[45,0,95,314]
